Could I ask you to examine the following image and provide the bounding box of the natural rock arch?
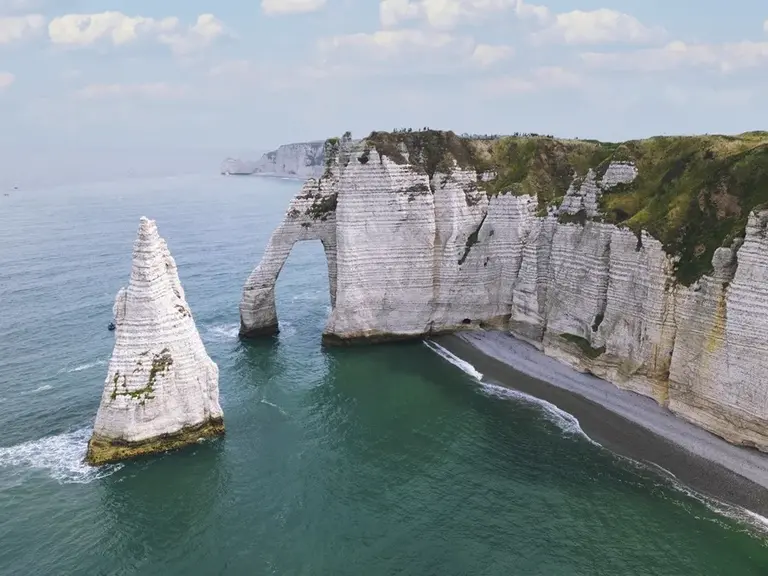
[239,178,338,338]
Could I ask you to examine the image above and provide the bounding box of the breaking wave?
[479,381,600,446]
[423,341,768,538]
[0,428,122,484]
[423,340,483,380]
[623,456,768,538]
[424,340,597,445]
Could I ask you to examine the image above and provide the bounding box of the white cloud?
[0,14,45,44]
[75,82,187,100]
[159,14,227,55]
[378,1,656,47]
[379,0,549,30]
[470,44,515,67]
[513,0,549,22]
[582,40,768,72]
[319,28,464,56]
[379,0,550,29]
[47,12,226,53]
[261,0,326,15]
[0,71,14,90]
[380,0,420,27]
[48,12,177,46]
[533,9,664,45]
[318,28,514,73]
[764,19,768,33]
[479,66,580,96]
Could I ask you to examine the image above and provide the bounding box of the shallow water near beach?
[2,173,768,575]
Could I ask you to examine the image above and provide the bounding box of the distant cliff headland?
[239,127,768,452]
[221,140,326,179]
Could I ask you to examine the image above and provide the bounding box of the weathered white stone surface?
[89,217,223,460]
[239,144,339,337]
[559,162,638,218]
[221,141,325,179]
[240,145,768,450]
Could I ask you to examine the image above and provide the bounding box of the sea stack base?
[85,417,225,466]
[239,322,279,339]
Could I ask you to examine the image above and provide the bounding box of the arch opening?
[239,221,337,339]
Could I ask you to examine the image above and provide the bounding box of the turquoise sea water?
[1,173,768,575]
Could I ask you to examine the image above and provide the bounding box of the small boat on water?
[108,322,116,331]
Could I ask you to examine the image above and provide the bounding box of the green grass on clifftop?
[358,129,768,285]
[365,129,481,179]
[597,132,768,284]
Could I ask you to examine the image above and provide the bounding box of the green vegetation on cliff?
[478,136,618,203]
[365,129,482,179]
[596,132,768,284]
[360,129,768,285]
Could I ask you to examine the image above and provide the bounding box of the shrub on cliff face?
[306,193,338,221]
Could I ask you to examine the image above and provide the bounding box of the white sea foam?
[24,384,52,395]
[205,323,240,342]
[59,359,107,374]
[481,381,600,446]
[633,458,768,538]
[424,340,598,445]
[423,340,483,380]
[279,321,297,339]
[0,428,122,484]
[425,339,768,537]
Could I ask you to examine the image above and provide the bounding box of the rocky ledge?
[239,129,768,452]
[86,217,224,465]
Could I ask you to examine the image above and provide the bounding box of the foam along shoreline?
[433,330,768,518]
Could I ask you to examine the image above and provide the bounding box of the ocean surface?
[2,172,768,575]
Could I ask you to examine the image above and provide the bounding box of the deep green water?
[1,174,768,575]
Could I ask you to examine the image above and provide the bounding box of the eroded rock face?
[222,141,325,179]
[240,136,768,451]
[87,217,224,465]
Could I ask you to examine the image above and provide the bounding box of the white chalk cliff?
[221,141,325,178]
[87,217,224,465]
[240,133,768,452]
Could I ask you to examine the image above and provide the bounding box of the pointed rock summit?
[86,217,224,465]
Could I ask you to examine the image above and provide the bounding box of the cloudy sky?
[1,0,768,153]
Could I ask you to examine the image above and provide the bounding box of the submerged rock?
[86,217,224,465]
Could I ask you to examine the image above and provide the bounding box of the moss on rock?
[85,417,225,466]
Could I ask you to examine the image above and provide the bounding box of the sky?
[1,0,768,156]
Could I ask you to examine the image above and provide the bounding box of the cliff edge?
[240,128,768,451]
[221,141,325,178]
[87,217,224,465]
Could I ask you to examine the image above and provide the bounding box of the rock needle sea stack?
[86,217,224,465]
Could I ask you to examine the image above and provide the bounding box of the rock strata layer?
[87,217,224,465]
[240,132,768,452]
